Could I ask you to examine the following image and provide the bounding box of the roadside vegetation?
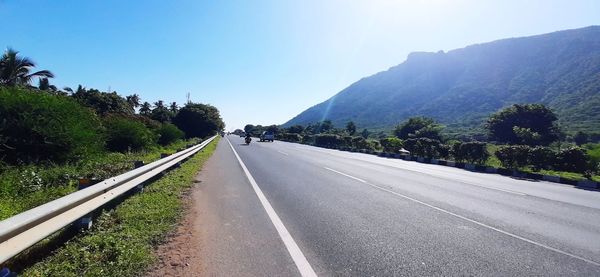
[0,48,225,222]
[20,138,218,276]
[248,105,600,182]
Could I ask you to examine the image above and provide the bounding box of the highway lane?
[201,136,600,276]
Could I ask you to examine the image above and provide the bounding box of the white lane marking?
[226,138,318,277]
[324,167,367,183]
[459,182,526,196]
[277,150,289,156]
[362,181,600,267]
[294,145,527,196]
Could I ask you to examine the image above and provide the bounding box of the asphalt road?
[194,136,600,276]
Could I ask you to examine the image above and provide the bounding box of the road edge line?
[226,138,318,277]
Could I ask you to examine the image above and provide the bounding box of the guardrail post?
[133,161,145,193]
[1,268,17,277]
[76,178,98,230]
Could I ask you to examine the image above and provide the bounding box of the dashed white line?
[324,166,600,267]
[227,138,317,277]
[277,150,289,156]
[295,144,527,196]
[324,167,367,183]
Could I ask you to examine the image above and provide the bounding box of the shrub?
[495,145,531,169]
[437,144,451,159]
[451,142,489,164]
[351,137,369,150]
[156,123,184,146]
[301,135,314,145]
[315,134,342,148]
[404,138,442,158]
[554,147,590,173]
[279,133,301,142]
[104,116,156,152]
[0,87,104,163]
[528,146,555,171]
[367,140,381,151]
[380,137,404,153]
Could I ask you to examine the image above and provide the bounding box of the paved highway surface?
[193,136,600,276]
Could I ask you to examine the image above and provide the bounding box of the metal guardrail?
[0,135,217,264]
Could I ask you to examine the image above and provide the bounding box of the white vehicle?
[259,131,274,142]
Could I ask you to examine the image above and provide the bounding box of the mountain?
[284,26,600,134]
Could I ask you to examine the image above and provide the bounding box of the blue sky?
[1,1,599,130]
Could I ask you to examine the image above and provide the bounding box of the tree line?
[246,104,599,179]
[0,48,224,164]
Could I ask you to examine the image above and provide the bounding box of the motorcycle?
[245,136,251,145]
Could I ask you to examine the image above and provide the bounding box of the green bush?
[0,87,104,163]
[380,137,404,153]
[104,116,156,152]
[404,138,442,158]
[495,145,531,169]
[301,135,314,145]
[554,147,590,173]
[279,133,301,142]
[351,137,369,150]
[156,123,184,146]
[451,142,489,164]
[367,140,381,151]
[315,134,343,148]
[528,146,555,171]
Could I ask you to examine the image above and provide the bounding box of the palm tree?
[0,48,54,86]
[169,102,178,113]
[38,77,57,91]
[153,100,165,110]
[126,94,141,109]
[140,102,152,115]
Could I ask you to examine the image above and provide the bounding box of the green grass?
[0,139,199,220]
[18,137,218,277]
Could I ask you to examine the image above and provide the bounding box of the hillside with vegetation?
[284,26,600,135]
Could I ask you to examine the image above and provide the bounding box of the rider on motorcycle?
[245,133,252,144]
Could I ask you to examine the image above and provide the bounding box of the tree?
[486,104,561,146]
[244,124,255,134]
[126,94,141,109]
[266,125,280,134]
[360,129,370,139]
[173,103,224,138]
[0,48,54,86]
[139,102,152,115]
[346,121,356,136]
[154,100,165,110]
[71,88,134,115]
[38,77,57,91]
[317,120,333,133]
[169,102,178,113]
[287,125,304,134]
[573,131,589,145]
[394,117,443,141]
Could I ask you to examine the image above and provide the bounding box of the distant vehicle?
[239,132,246,138]
[245,136,251,145]
[260,131,274,142]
